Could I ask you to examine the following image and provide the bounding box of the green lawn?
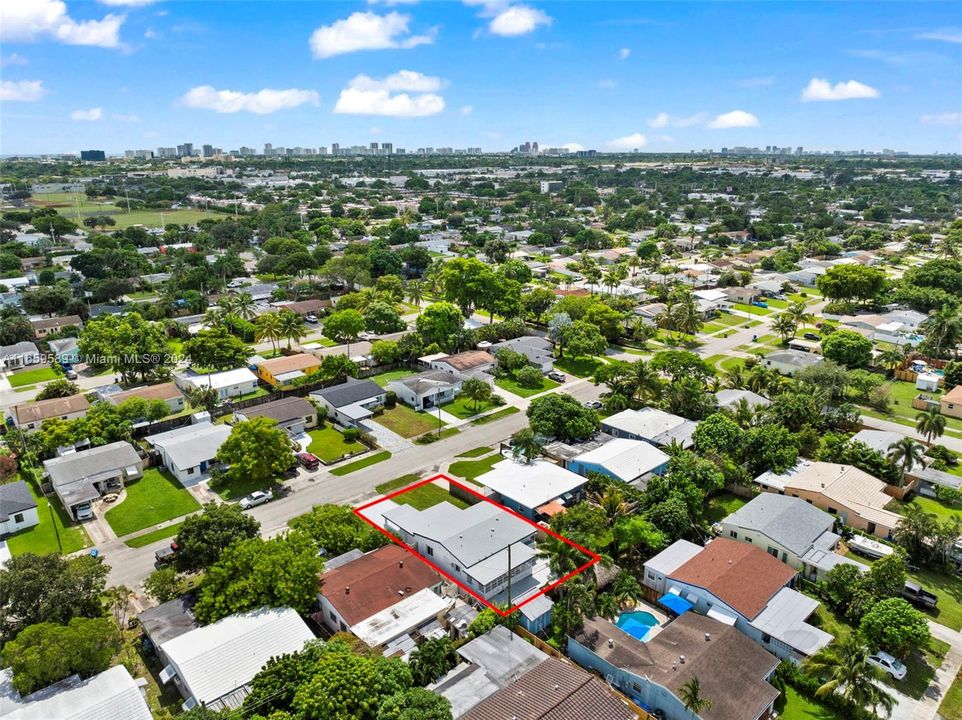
[442,395,500,419]
[713,312,750,327]
[387,482,469,510]
[895,636,950,700]
[374,404,445,438]
[889,496,961,524]
[215,473,278,501]
[8,367,58,387]
[448,453,502,482]
[909,565,962,631]
[880,381,962,435]
[940,670,962,720]
[472,406,521,424]
[704,492,749,525]
[6,477,89,556]
[330,450,391,476]
[494,375,559,398]
[779,687,843,720]
[105,468,201,537]
[376,474,422,495]
[733,302,774,316]
[369,369,416,388]
[306,425,365,462]
[457,446,493,458]
[554,355,606,378]
[124,521,185,548]
[718,356,747,373]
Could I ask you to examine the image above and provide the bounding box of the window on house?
[329,610,336,621]
[426,546,433,556]
[768,547,778,557]
[762,633,771,644]
[187,468,195,475]
[13,513,23,523]
[729,530,738,539]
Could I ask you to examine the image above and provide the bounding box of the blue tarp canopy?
[658,592,694,615]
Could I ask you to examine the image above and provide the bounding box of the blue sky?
[2,1,961,155]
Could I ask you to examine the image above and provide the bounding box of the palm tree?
[461,376,493,415]
[915,406,946,445]
[806,637,895,718]
[772,313,798,343]
[230,292,257,321]
[406,280,423,312]
[724,364,747,390]
[594,592,619,620]
[887,437,924,482]
[510,428,543,464]
[610,570,643,607]
[787,300,814,330]
[183,384,220,415]
[678,677,713,718]
[278,310,306,349]
[723,397,757,428]
[877,348,905,378]
[589,486,635,526]
[920,308,962,359]
[537,535,583,578]
[255,311,282,355]
[202,307,226,329]
[672,293,703,338]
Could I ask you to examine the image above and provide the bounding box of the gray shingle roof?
[0,480,36,522]
[43,442,141,491]
[723,493,835,556]
[311,377,383,408]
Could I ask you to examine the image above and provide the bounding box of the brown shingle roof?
[438,351,493,372]
[670,537,796,620]
[572,615,779,720]
[15,394,90,424]
[257,353,319,375]
[283,299,332,314]
[109,382,182,404]
[320,545,441,627]
[462,657,635,720]
[29,315,82,331]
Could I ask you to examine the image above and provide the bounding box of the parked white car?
[867,651,907,680]
[239,489,273,510]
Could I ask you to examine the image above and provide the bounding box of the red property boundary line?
[353,473,600,617]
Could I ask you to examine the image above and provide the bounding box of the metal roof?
[0,666,152,720]
[146,422,231,471]
[572,439,669,482]
[480,458,587,509]
[749,587,833,657]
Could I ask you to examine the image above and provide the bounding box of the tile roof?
[437,351,494,372]
[109,382,182,404]
[29,315,82,330]
[572,614,779,720]
[462,657,635,720]
[257,353,319,375]
[320,545,441,627]
[670,537,796,620]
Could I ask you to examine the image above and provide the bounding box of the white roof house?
[159,607,315,711]
[0,665,152,720]
[568,439,670,488]
[351,588,450,648]
[601,407,694,446]
[145,421,232,485]
[479,458,587,517]
[174,367,259,399]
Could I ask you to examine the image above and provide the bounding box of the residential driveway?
[882,682,919,720]
[361,420,414,453]
[911,622,962,720]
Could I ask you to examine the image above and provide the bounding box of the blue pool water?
[615,610,660,641]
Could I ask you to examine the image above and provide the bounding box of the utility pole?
[506,543,512,609]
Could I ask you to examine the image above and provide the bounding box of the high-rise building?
[381,142,393,154]
[331,143,340,156]
[176,143,193,157]
[264,143,273,156]
[202,144,214,158]
[80,150,106,161]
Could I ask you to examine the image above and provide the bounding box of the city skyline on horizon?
[2,1,961,156]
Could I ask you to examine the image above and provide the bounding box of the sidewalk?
[910,622,962,720]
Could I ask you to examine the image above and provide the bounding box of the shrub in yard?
[416,433,439,444]
[342,427,360,442]
[371,404,385,417]
[515,366,544,389]
[385,391,397,409]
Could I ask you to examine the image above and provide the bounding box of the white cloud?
[618,47,630,60]
[334,71,445,117]
[459,104,474,116]
[706,110,759,129]
[920,112,962,125]
[1,0,124,48]
[607,132,647,150]
[180,86,320,114]
[309,11,433,59]
[647,111,706,128]
[111,112,140,122]
[99,0,155,5]
[144,28,158,38]
[0,79,45,102]
[0,53,28,67]
[71,107,103,121]
[367,0,421,5]
[489,4,551,36]
[736,75,774,88]
[561,142,584,152]
[916,28,962,44]
[800,77,879,102]
[598,79,617,89]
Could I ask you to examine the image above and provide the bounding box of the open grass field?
[33,193,216,228]
[105,468,200,537]
[7,477,89,556]
[306,425,365,462]
[330,450,391,476]
[779,687,843,720]
[8,367,58,387]
[374,404,445,438]
[733,302,775,316]
[494,375,559,398]
[124,521,185,548]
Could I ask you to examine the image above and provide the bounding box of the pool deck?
[622,599,669,641]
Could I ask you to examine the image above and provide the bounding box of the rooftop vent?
[399,559,404,568]
[705,632,711,641]
[607,638,614,648]
[679,655,686,664]
[345,586,350,595]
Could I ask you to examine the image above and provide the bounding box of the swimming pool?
[615,610,660,641]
